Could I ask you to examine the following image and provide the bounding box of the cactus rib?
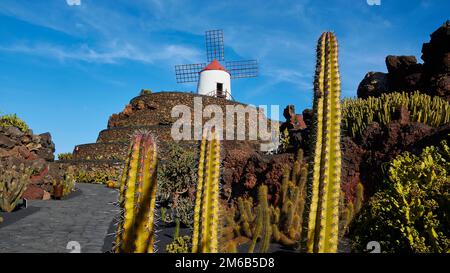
[305,32,342,253]
[114,132,158,253]
[192,127,221,253]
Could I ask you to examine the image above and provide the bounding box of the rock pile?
[0,125,55,200]
[358,20,450,101]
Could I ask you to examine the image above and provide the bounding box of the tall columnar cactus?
[275,149,307,244]
[304,32,342,253]
[114,132,158,253]
[192,128,221,253]
[248,184,272,253]
[237,196,254,238]
[355,182,364,213]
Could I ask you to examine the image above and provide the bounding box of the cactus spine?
[114,132,158,253]
[305,32,342,253]
[192,128,221,253]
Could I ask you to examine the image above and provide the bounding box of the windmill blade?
[175,63,206,83]
[205,29,225,62]
[225,60,258,79]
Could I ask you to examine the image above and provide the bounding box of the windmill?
[175,29,258,100]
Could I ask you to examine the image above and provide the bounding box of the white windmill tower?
[175,30,258,100]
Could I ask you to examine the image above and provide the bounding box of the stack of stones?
[0,124,56,199]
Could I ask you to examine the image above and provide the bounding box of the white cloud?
[0,41,202,65]
[66,0,81,6]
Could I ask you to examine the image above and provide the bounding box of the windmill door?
[216,83,224,98]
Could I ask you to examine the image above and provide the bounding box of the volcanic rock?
[0,134,16,149]
[0,125,56,200]
[358,21,450,101]
[229,151,294,205]
[357,72,389,99]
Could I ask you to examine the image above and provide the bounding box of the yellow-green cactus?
[114,132,158,253]
[192,128,221,253]
[354,182,364,214]
[248,185,272,253]
[304,32,342,253]
[342,91,450,139]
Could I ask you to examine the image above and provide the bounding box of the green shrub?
[75,168,118,184]
[157,143,196,226]
[58,153,73,161]
[61,166,76,197]
[140,89,152,96]
[350,138,450,253]
[342,91,450,139]
[0,114,29,133]
[278,128,290,153]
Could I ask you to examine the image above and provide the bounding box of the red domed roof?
[202,59,228,72]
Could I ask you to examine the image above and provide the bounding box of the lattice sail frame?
[226,60,258,79]
[174,29,258,83]
[206,29,225,62]
[175,63,206,83]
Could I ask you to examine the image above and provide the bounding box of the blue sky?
[0,0,448,156]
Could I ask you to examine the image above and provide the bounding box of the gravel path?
[0,183,118,253]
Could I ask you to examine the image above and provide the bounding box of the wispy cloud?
[66,0,81,6]
[0,41,201,65]
[0,0,440,99]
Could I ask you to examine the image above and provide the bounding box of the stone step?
[97,124,274,144]
[97,125,172,143]
[73,139,201,161]
[73,142,130,161]
[73,138,267,162]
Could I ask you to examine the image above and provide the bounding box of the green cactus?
[341,201,354,235]
[248,185,272,253]
[304,32,342,253]
[237,196,255,238]
[114,132,158,253]
[354,182,364,214]
[342,91,450,139]
[191,128,221,253]
[0,163,31,213]
[269,149,308,246]
[174,218,181,239]
[227,149,308,250]
[224,207,241,238]
[350,138,450,252]
[60,166,76,197]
